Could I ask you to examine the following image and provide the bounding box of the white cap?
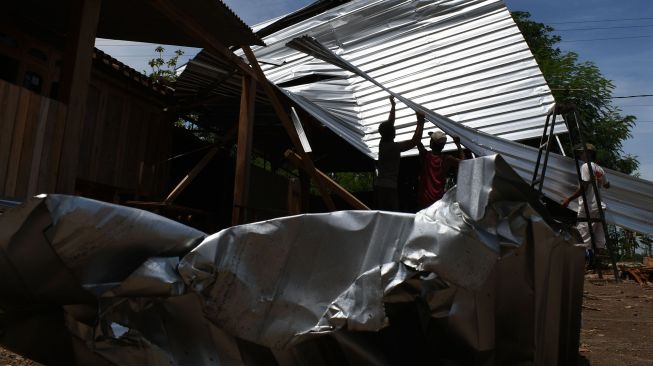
[428,130,447,144]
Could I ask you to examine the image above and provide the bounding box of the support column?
[56,0,102,193]
[232,75,256,225]
[242,46,336,211]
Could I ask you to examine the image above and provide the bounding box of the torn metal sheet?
[285,34,653,237]
[251,0,564,156]
[173,0,653,235]
[175,0,563,156]
[0,156,584,364]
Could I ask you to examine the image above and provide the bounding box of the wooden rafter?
[242,46,336,210]
[164,146,219,204]
[56,0,102,193]
[151,0,258,80]
[285,150,369,210]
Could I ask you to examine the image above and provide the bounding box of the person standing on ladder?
[561,143,611,258]
[375,96,425,211]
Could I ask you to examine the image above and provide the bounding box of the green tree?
[146,46,184,83]
[637,235,653,258]
[145,47,221,141]
[512,12,639,174]
[329,172,374,192]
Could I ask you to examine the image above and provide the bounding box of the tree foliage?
[146,46,184,83]
[512,12,639,174]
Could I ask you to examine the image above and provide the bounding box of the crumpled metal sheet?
[285,34,653,237]
[0,156,584,365]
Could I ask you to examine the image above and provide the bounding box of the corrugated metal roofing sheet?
[248,0,565,158]
[174,0,653,235]
[284,35,653,237]
[9,0,263,48]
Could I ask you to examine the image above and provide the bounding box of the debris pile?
[620,258,653,285]
[0,155,585,365]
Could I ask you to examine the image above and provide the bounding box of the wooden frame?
[56,0,102,193]
[241,46,336,210]
[232,75,257,225]
[284,150,369,210]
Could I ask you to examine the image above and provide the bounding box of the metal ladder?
[531,103,620,281]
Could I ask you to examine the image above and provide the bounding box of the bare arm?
[387,96,396,126]
[396,111,425,152]
[561,181,590,207]
[417,141,427,155]
[441,136,465,174]
[452,136,464,160]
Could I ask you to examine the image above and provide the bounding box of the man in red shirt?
[416,130,465,209]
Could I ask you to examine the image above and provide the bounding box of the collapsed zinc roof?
[0,156,585,364]
[285,34,653,237]
[176,0,565,159]
[175,0,653,236]
[252,0,564,157]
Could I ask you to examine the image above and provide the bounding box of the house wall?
[0,25,62,99]
[0,79,67,198]
[76,68,172,200]
[0,26,173,201]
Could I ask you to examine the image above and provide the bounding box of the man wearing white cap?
[416,129,465,209]
[562,143,611,254]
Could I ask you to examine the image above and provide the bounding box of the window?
[0,53,19,83]
[23,71,43,93]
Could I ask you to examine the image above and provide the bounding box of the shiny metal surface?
[176,0,564,157]
[286,34,653,236]
[177,154,585,361]
[0,157,584,364]
[249,0,565,157]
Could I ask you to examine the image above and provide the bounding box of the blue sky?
[95,0,653,180]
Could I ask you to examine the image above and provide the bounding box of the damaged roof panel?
[247,0,564,158]
[176,0,563,157]
[0,156,585,364]
[282,36,653,236]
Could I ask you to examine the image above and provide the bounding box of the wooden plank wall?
[0,76,172,201]
[76,74,172,199]
[0,79,67,199]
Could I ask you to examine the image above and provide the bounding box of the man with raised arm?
[416,130,466,209]
[375,96,425,210]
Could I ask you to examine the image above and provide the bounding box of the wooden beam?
[285,150,369,210]
[232,75,257,225]
[242,46,336,211]
[56,0,102,193]
[287,177,302,215]
[164,146,219,203]
[151,0,258,80]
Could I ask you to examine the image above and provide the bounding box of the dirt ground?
[0,348,40,366]
[1,278,651,366]
[579,277,653,366]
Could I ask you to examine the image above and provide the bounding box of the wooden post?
[241,46,336,211]
[285,150,369,210]
[287,177,302,215]
[299,171,311,212]
[232,75,256,225]
[56,0,102,193]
